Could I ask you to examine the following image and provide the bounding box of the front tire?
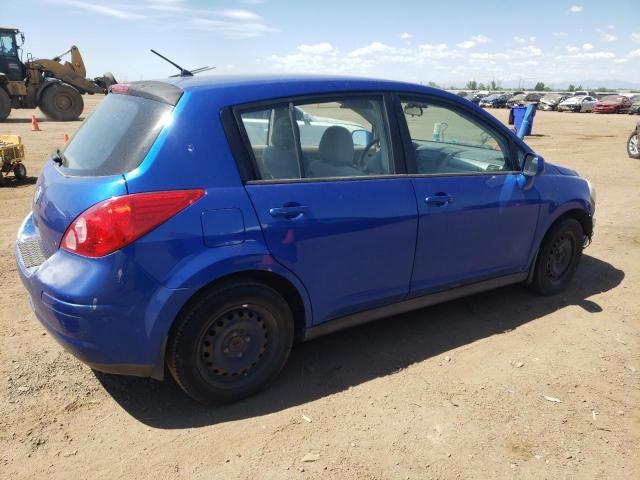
[167,281,294,404]
[629,131,640,159]
[40,84,84,121]
[530,218,584,295]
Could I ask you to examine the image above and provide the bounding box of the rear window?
[59,94,172,176]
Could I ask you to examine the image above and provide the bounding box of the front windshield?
[0,33,18,57]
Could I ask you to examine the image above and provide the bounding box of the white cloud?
[578,51,616,59]
[297,43,334,54]
[456,34,490,50]
[632,33,640,43]
[400,32,412,40]
[239,0,264,4]
[529,36,536,42]
[471,34,490,44]
[509,60,539,67]
[416,43,458,59]
[566,45,580,53]
[582,43,594,51]
[219,9,261,20]
[553,32,569,38]
[558,51,616,60]
[349,42,399,57]
[629,49,640,58]
[568,5,583,13]
[513,36,526,45]
[596,28,617,42]
[51,0,144,20]
[457,40,476,49]
[192,18,278,38]
[50,0,279,38]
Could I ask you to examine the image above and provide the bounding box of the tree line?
[426,80,624,92]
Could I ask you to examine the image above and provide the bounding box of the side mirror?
[352,130,373,147]
[404,103,425,117]
[522,152,544,177]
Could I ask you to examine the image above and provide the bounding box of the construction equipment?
[0,27,116,122]
[0,135,26,180]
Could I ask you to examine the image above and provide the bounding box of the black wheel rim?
[197,305,273,386]
[546,234,574,282]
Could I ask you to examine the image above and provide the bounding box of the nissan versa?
[16,75,596,404]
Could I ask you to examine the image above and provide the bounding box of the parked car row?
[459,90,640,115]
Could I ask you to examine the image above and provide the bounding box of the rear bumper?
[16,213,193,379]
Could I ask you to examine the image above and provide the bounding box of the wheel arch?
[169,270,309,342]
[527,207,593,283]
[150,266,311,381]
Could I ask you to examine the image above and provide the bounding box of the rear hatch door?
[32,82,181,258]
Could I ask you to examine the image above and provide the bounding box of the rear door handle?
[425,194,453,206]
[269,205,309,219]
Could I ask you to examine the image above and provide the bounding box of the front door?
[397,96,541,295]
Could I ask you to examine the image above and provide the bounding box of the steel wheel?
[530,218,583,295]
[197,305,271,384]
[545,235,573,284]
[167,281,294,404]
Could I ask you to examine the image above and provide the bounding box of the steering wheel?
[359,138,380,166]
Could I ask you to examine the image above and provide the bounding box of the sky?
[4,0,640,88]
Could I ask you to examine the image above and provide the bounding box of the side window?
[238,96,393,180]
[240,106,300,180]
[400,97,511,175]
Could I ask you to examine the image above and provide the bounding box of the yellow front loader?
[0,27,116,121]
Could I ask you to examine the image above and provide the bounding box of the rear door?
[396,95,541,295]
[236,94,418,324]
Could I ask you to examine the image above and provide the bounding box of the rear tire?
[40,84,84,121]
[167,281,294,404]
[0,88,11,121]
[530,218,584,295]
[628,132,640,159]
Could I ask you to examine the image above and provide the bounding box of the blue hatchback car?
[16,75,595,403]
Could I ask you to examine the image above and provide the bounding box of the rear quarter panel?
[122,89,314,327]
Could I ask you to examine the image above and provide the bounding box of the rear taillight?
[61,189,204,257]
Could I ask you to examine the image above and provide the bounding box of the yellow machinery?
[0,27,115,121]
[0,134,26,180]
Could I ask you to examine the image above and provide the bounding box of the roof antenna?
[150,49,194,77]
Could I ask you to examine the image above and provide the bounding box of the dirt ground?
[1,97,638,480]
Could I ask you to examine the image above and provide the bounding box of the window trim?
[227,91,404,184]
[392,93,521,176]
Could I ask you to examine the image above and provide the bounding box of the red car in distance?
[593,95,633,114]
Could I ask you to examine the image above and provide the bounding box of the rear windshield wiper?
[51,149,65,166]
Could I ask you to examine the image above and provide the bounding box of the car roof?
[158,73,443,106]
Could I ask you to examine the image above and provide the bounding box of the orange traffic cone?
[31,115,40,131]
[63,133,69,143]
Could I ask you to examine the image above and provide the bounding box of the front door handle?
[269,205,309,219]
[425,194,453,206]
